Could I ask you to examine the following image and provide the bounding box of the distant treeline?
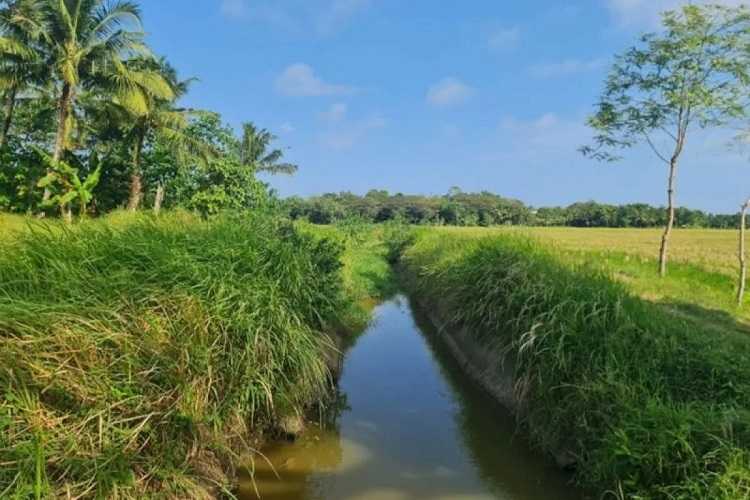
[281,190,739,229]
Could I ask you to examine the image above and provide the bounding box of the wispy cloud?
[487,26,521,51]
[279,123,295,134]
[426,78,474,109]
[320,113,386,150]
[482,112,594,170]
[275,63,356,97]
[316,0,371,35]
[320,102,348,123]
[606,0,746,28]
[529,58,608,78]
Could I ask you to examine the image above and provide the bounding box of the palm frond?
[257,162,298,175]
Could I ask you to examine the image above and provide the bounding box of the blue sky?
[142,0,748,213]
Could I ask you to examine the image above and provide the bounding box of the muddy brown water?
[238,295,583,500]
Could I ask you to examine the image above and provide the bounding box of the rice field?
[434,227,739,277]
[421,226,749,329]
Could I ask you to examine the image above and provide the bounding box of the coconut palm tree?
[115,57,214,210]
[0,0,49,150]
[27,0,173,211]
[238,122,298,175]
[37,0,172,163]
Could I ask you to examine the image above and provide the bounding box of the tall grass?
[299,219,398,334]
[0,213,43,241]
[0,212,347,498]
[399,230,750,499]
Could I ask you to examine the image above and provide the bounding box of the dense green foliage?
[0,212,347,497]
[398,230,750,499]
[0,0,294,217]
[283,190,739,229]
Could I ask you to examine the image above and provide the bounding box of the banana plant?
[35,148,101,222]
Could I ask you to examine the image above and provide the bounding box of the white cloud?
[498,113,591,150]
[220,0,248,18]
[320,113,386,150]
[275,63,355,97]
[279,123,295,134]
[606,0,746,28]
[320,102,348,122]
[529,58,608,78]
[316,0,371,35]
[487,26,521,51]
[426,78,474,109]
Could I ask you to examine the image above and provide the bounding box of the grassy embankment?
[301,220,398,333]
[437,227,750,330]
[397,228,750,500]
[0,212,362,498]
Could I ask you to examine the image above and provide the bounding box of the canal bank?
[239,296,581,500]
[394,229,750,499]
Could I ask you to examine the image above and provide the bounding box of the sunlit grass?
[300,220,397,334]
[0,213,38,240]
[438,226,739,277]
[0,212,348,498]
[399,230,750,499]
[423,226,748,327]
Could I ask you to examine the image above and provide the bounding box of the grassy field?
[427,227,749,331]
[432,226,738,275]
[3,214,747,498]
[517,227,738,277]
[398,229,750,499]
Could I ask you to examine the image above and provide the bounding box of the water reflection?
[239,296,583,500]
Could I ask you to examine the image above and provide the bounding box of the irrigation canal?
[238,295,582,500]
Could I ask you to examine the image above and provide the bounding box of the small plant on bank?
[383,218,416,264]
[35,148,102,222]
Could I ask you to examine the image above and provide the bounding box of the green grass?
[398,229,750,499]
[0,213,43,240]
[426,227,750,329]
[6,215,742,498]
[298,220,398,335]
[435,227,741,277]
[0,212,349,498]
[517,227,740,277]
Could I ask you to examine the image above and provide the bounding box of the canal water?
[239,296,582,500]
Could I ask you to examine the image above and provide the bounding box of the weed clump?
[0,212,346,498]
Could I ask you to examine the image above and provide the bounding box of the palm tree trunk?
[153,182,165,216]
[43,83,74,208]
[127,129,145,211]
[658,157,679,278]
[0,86,18,150]
[738,200,750,306]
[53,83,73,162]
